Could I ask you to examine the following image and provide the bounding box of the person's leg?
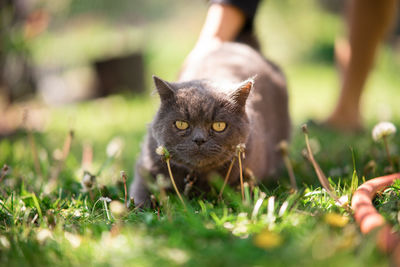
[197,3,245,45]
[184,4,245,66]
[325,0,398,132]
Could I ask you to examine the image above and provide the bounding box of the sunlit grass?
[1,0,400,266]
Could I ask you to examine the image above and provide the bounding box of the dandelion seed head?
[36,229,53,244]
[308,138,321,155]
[277,140,288,154]
[156,174,170,189]
[372,121,396,141]
[0,235,10,249]
[64,232,81,248]
[155,146,165,156]
[81,171,96,192]
[236,143,246,153]
[110,200,127,217]
[106,137,124,158]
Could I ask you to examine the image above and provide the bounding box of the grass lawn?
[1,1,400,266]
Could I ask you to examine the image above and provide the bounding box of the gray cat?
[130,42,290,205]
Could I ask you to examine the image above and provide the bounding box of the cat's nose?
[192,137,206,146]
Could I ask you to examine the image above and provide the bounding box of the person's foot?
[322,110,363,133]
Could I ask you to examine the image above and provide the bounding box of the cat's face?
[152,76,253,171]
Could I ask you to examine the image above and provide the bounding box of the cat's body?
[130,42,290,205]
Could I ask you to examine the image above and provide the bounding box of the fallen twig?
[302,124,349,210]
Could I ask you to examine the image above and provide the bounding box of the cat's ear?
[153,75,175,101]
[230,78,254,108]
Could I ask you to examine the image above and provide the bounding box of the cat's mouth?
[171,148,232,170]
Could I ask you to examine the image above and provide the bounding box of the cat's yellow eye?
[175,120,189,130]
[212,122,226,132]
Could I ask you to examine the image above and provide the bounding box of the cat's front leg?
[129,168,150,208]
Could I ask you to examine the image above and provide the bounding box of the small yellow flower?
[324,213,349,227]
[253,229,283,249]
[372,121,396,141]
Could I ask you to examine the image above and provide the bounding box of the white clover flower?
[372,121,396,141]
[106,137,124,158]
[81,172,96,192]
[277,140,288,154]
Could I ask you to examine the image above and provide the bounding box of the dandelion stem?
[278,141,298,192]
[165,158,186,210]
[382,136,394,171]
[284,155,298,192]
[28,131,42,179]
[121,171,128,208]
[103,199,111,221]
[0,165,9,183]
[88,190,94,202]
[23,109,42,179]
[218,157,236,198]
[238,150,244,201]
[51,130,74,183]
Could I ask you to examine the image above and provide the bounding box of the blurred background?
[1,0,400,182]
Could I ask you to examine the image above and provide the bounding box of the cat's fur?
[130,42,290,205]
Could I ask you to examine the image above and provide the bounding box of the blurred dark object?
[236,31,260,51]
[389,3,400,47]
[318,0,346,14]
[0,54,36,102]
[0,0,45,103]
[94,53,145,96]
